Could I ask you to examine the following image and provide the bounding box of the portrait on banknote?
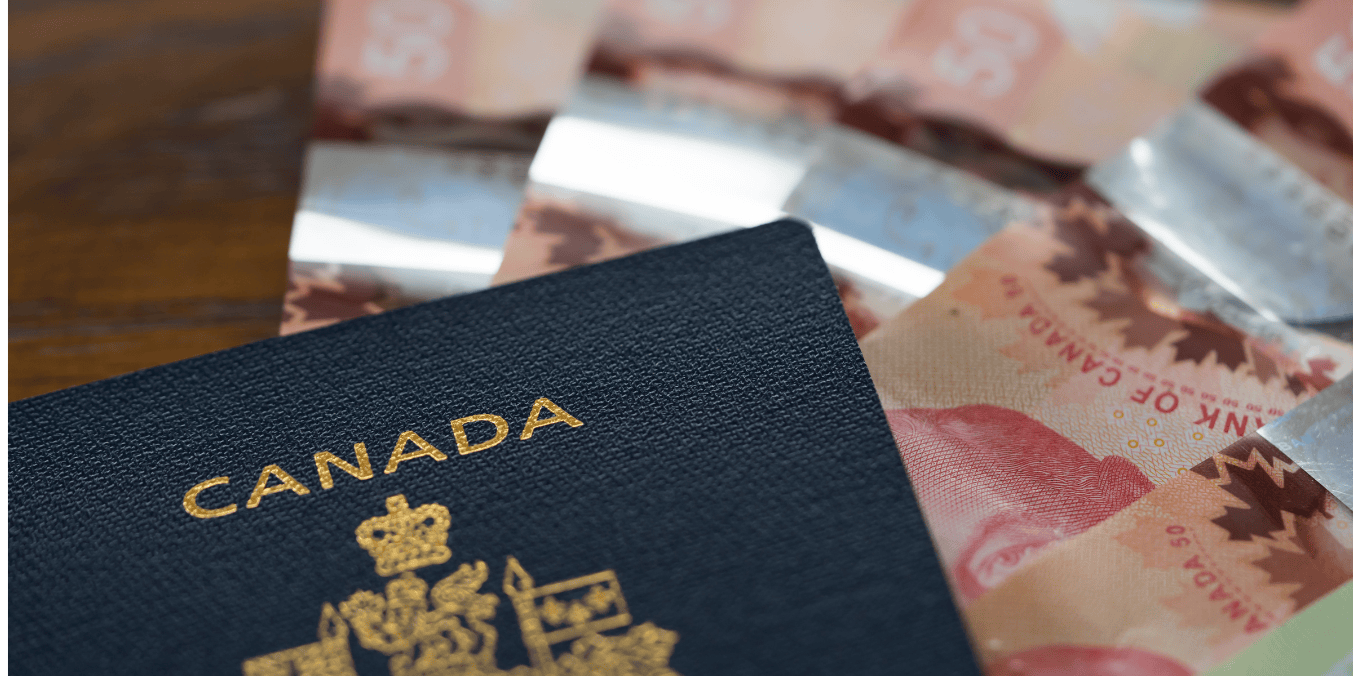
[886,405,1152,604]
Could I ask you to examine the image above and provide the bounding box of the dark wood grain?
[9,0,322,400]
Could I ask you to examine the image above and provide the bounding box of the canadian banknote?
[1090,0,1353,339]
[967,428,1353,675]
[492,0,1287,339]
[492,0,935,338]
[859,193,1353,673]
[282,0,604,334]
[827,0,1280,192]
[1200,0,1353,204]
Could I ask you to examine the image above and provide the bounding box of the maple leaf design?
[1046,190,1341,389]
[533,205,607,267]
[1082,280,1254,371]
[1171,318,1248,372]
[1044,195,1148,284]
[1211,499,1291,543]
[1308,357,1338,385]
[1084,289,1180,350]
[1285,374,1308,397]
[1253,530,1353,611]
[1283,357,1339,397]
[1249,345,1280,385]
[524,203,660,268]
[1192,436,1331,542]
[280,267,388,334]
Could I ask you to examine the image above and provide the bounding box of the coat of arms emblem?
[242,495,680,676]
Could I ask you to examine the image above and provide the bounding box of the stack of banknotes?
[283,0,1353,671]
[10,0,1353,674]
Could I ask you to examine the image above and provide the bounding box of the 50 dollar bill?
[861,193,1352,673]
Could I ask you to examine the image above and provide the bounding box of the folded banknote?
[492,0,926,339]
[1090,0,1353,339]
[839,0,1280,191]
[492,0,1297,342]
[963,394,1353,675]
[282,0,605,334]
[860,193,1353,674]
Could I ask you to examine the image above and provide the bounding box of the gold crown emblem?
[355,495,452,577]
[244,494,680,676]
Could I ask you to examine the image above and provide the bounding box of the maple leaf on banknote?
[1286,374,1308,397]
[1192,437,1331,542]
[1084,288,1180,349]
[1033,186,1348,399]
[526,203,659,268]
[1287,357,1337,396]
[1171,317,1249,371]
[537,205,606,266]
[1208,476,1323,543]
[495,200,665,287]
[1255,349,1334,397]
[1047,195,1277,375]
[1253,517,1353,611]
[281,265,389,335]
[1250,346,1281,384]
[1082,285,1251,372]
[1043,194,1146,284]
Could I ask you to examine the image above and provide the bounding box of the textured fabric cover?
[9,221,977,675]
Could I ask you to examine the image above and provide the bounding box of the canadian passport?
[9,221,977,675]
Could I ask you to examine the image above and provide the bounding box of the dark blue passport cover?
[9,221,977,675]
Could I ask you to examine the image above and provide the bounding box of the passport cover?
[9,221,978,676]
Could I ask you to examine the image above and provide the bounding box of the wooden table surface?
[10,0,322,401]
